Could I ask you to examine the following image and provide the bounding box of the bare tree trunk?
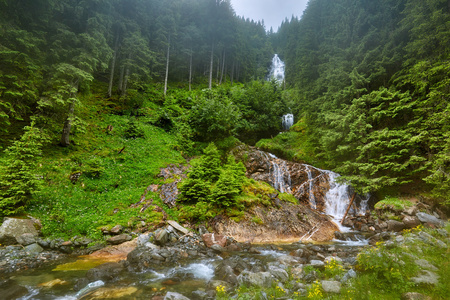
[118,65,125,95]
[108,33,120,98]
[209,42,214,89]
[231,60,234,85]
[216,57,220,83]
[189,49,193,91]
[164,35,171,96]
[122,53,131,96]
[60,98,75,147]
[219,50,225,85]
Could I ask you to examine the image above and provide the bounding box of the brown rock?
[202,233,227,248]
[402,292,431,300]
[110,225,124,234]
[402,216,421,229]
[386,220,405,232]
[107,234,132,245]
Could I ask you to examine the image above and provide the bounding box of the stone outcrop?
[209,200,338,243]
[232,145,333,210]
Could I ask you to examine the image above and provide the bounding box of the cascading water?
[324,171,351,229]
[268,54,285,83]
[282,113,294,130]
[267,152,291,193]
[305,165,317,210]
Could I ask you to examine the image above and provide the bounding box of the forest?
[0,0,449,229]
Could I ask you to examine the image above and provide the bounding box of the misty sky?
[230,0,309,31]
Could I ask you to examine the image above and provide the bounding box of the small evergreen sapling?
[0,124,48,216]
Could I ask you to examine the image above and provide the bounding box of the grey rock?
[342,269,357,282]
[0,218,39,245]
[416,212,443,226]
[415,259,438,271]
[237,271,273,287]
[191,290,208,300]
[401,292,431,300]
[278,255,299,266]
[321,280,341,293]
[215,264,238,285]
[404,206,418,216]
[144,242,160,250]
[24,243,44,255]
[210,244,226,253]
[136,233,152,247]
[167,220,190,235]
[86,262,125,282]
[418,231,447,248]
[164,291,191,300]
[154,228,170,245]
[269,267,289,283]
[411,270,439,286]
[309,260,325,268]
[17,233,37,246]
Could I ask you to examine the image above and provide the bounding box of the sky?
[230,0,309,31]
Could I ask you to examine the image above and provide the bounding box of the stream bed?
[8,233,368,300]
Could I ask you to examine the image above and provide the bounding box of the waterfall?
[268,54,285,83]
[282,114,294,130]
[264,152,291,194]
[305,165,317,210]
[324,171,353,230]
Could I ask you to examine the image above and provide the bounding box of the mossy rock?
[375,197,414,212]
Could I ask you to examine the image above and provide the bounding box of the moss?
[375,197,415,211]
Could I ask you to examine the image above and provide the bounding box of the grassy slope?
[28,91,185,240]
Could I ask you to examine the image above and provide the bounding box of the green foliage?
[0,124,48,216]
[189,89,241,142]
[124,119,145,139]
[179,143,246,213]
[357,243,416,293]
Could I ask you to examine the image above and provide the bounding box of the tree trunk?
[209,42,214,89]
[216,57,220,83]
[219,50,225,85]
[189,49,193,91]
[231,60,234,85]
[108,33,120,98]
[121,53,131,96]
[164,35,171,96]
[60,99,75,147]
[118,65,125,95]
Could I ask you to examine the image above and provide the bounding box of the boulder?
[24,243,44,255]
[237,271,273,287]
[16,233,37,246]
[401,292,431,300]
[269,267,289,282]
[154,228,170,245]
[167,220,189,235]
[110,225,124,234]
[321,280,341,294]
[106,234,131,245]
[0,218,39,246]
[86,262,125,282]
[416,212,443,227]
[164,292,191,300]
[402,216,421,229]
[202,233,227,248]
[0,280,28,299]
[411,270,439,286]
[386,220,405,232]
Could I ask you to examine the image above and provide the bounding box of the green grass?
[374,197,415,211]
[29,112,184,240]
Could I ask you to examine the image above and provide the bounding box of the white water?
[305,165,317,210]
[324,171,351,228]
[268,54,285,83]
[282,114,294,130]
[262,152,292,194]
